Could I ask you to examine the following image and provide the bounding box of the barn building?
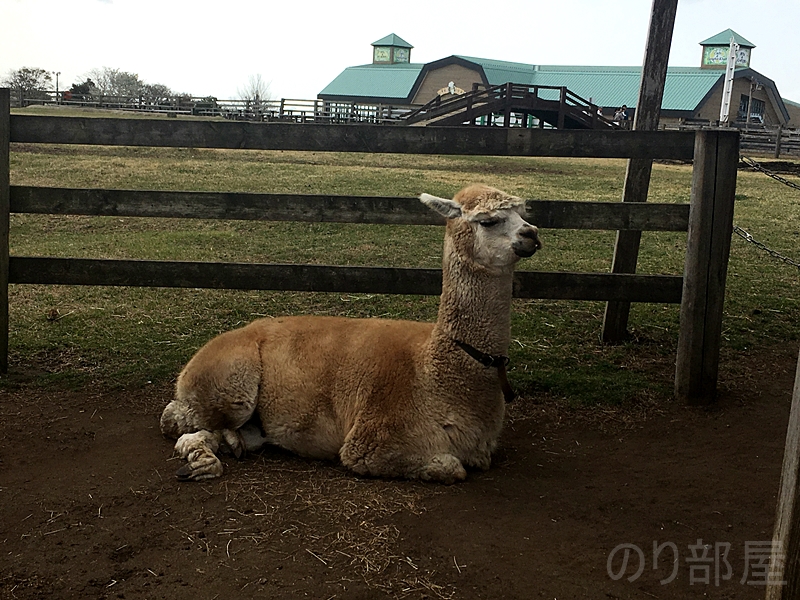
[319,30,797,128]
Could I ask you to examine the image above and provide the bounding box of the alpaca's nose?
[513,224,542,258]
[521,225,542,249]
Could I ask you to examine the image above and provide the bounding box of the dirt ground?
[1,345,797,600]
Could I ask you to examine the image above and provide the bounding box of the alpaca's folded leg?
[220,422,268,459]
[174,430,224,481]
[341,437,467,484]
[236,421,269,454]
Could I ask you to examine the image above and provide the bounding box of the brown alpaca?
[160,184,541,483]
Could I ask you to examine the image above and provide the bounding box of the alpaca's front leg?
[174,430,225,481]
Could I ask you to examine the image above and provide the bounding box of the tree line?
[1,66,272,104]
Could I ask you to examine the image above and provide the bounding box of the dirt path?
[0,347,796,599]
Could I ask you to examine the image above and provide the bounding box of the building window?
[738,94,765,124]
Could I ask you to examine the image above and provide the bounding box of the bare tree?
[86,67,143,99]
[237,74,273,118]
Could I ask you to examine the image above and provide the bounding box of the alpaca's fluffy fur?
[160,184,541,483]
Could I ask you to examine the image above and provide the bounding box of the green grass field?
[6,111,800,407]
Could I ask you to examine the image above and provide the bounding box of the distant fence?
[0,87,740,404]
[666,123,800,157]
[740,127,800,157]
[8,90,413,124]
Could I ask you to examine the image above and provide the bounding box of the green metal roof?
[320,57,725,110]
[319,63,423,99]
[456,57,723,110]
[371,34,413,48]
[700,29,755,48]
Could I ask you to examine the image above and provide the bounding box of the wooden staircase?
[402,83,617,129]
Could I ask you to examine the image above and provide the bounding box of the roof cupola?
[699,29,755,69]
[371,34,413,64]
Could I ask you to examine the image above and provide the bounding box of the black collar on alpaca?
[453,339,516,403]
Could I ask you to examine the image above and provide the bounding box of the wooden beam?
[10,116,696,159]
[0,89,10,374]
[8,257,683,303]
[602,0,679,343]
[674,129,739,404]
[9,186,691,231]
[526,199,688,231]
[10,188,444,225]
[766,348,800,599]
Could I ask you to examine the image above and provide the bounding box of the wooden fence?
[666,123,800,157]
[9,90,413,125]
[739,126,800,158]
[0,88,739,404]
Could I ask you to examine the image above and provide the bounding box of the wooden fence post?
[503,82,512,128]
[0,88,10,373]
[766,347,800,599]
[674,129,739,404]
[602,0,678,342]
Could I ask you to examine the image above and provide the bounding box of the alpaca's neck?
[432,243,514,356]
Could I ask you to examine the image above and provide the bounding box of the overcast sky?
[1,0,798,103]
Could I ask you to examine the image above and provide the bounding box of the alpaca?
[160,184,541,483]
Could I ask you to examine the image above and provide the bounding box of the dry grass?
[168,452,454,598]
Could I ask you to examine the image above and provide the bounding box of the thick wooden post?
[767,348,800,599]
[674,129,739,404]
[0,88,10,373]
[602,0,678,342]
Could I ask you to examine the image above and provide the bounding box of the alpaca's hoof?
[176,464,196,481]
[173,431,224,481]
[176,466,220,481]
[175,450,224,481]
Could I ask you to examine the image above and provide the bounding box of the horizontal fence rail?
[9,187,690,230]
[10,116,697,159]
[8,258,684,303]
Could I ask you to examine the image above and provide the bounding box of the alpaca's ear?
[420,193,462,219]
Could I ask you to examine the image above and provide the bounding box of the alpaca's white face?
[419,188,541,272]
[467,206,541,270]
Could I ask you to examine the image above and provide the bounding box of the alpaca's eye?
[479,219,500,228]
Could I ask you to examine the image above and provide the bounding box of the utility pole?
[718,38,738,125]
[601,0,679,343]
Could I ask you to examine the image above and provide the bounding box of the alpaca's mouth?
[515,247,538,258]
[514,238,542,258]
